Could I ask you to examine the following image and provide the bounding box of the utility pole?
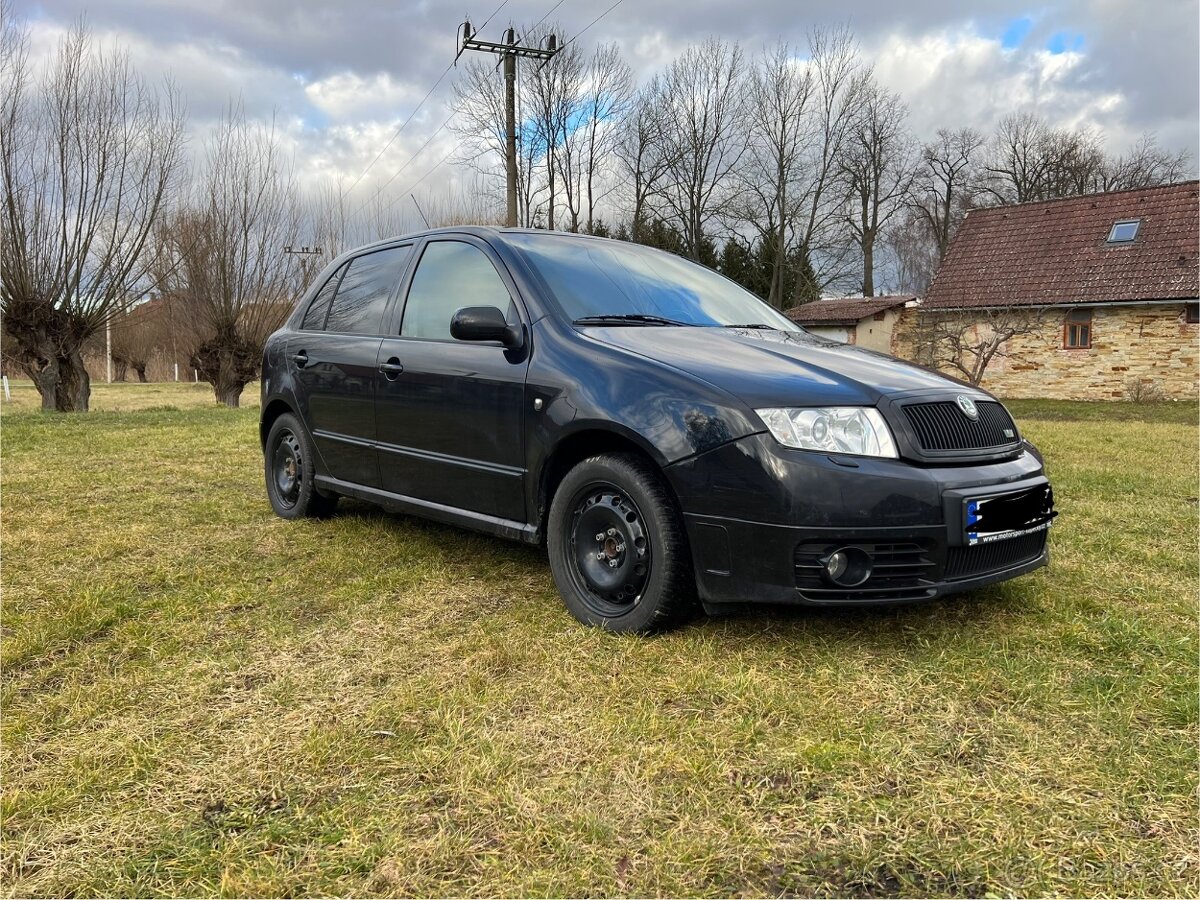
[456,22,560,227]
[282,245,323,258]
[283,245,324,286]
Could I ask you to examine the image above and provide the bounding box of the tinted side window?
[300,265,344,330]
[325,246,412,335]
[402,241,511,341]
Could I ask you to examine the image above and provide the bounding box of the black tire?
[264,413,338,520]
[547,452,695,633]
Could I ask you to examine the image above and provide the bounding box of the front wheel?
[264,413,338,519]
[547,453,695,633]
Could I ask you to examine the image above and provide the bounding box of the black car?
[260,227,1056,632]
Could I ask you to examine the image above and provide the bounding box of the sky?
[12,0,1200,233]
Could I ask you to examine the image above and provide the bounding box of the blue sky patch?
[1046,30,1086,54]
[1001,16,1034,49]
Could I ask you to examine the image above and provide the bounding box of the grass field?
[2,383,1197,897]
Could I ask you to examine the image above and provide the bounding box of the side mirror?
[450,306,522,348]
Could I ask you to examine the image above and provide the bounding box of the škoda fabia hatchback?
[260,228,1056,632]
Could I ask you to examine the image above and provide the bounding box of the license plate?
[965,485,1055,546]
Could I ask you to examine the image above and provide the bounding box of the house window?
[1107,219,1141,244]
[1064,309,1092,349]
[1186,304,1199,324]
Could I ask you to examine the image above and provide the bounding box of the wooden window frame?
[1063,309,1092,350]
[1186,304,1199,324]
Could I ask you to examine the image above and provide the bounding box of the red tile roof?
[785,295,914,325]
[924,181,1199,309]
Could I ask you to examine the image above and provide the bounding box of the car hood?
[581,326,965,408]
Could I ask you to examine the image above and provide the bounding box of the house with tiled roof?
[903,181,1198,399]
[785,296,916,351]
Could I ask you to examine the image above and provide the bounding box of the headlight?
[756,407,898,458]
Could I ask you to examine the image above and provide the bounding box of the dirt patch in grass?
[2,385,1197,896]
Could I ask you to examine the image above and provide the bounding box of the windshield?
[508,234,801,330]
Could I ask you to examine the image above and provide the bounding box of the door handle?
[379,357,404,380]
[292,350,308,367]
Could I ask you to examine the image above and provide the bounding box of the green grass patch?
[2,385,1197,897]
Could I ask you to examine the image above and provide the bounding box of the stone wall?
[889,302,1198,400]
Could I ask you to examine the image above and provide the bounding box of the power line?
[351,104,461,219]
[341,64,454,197]
[476,0,510,30]
[529,0,570,32]
[341,0,510,196]
[375,138,469,219]
[560,0,626,49]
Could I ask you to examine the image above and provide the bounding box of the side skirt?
[314,474,541,545]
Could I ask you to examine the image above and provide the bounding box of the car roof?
[346,225,614,256]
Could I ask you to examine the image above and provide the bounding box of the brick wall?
[890,302,1198,400]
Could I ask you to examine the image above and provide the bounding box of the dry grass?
[1,378,259,414]
[1,385,1197,897]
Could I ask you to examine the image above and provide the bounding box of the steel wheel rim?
[272,430,302,508]
[567,482,652,617]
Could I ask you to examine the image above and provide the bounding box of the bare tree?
[790,25,867,299]
[736,41,814,307]
[452,51,548,228]
[615,75,675,242]
[913,305,1050,385]
[881,210,941,295]
[909,127,983,262]
[110,296,166,382]
[579,43,633,234]
[981,112,1112,204]
[530,41,585,230]
[841,79,914,296]
[658,38,749,260]
[158,106,302,407]
[0,15,185,411]
[1098,133,1193,191]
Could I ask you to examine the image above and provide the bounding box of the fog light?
[823,546,872,587]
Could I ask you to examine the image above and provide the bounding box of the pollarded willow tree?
[156,106,304,407]
[0,15,185,411]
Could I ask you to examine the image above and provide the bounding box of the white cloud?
[303,71,427,124]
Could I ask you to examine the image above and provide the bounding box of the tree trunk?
[114,359,128,382]
[33,345,90,412]
[216,379,244,408]
[135,365,148,383]
[191,327,260,410]
[862,237,875,297]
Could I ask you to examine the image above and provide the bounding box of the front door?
[375,237,529,523]
[288,244,413,487]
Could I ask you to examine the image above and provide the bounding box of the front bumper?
[666,432,1053,607]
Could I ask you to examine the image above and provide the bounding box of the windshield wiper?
[573,314,692,327]
[722,323,778,330]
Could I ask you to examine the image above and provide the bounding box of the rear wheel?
[547,452,694,632]
[264,413,337,519]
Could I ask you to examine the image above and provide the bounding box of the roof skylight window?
[1107,219,1141,243]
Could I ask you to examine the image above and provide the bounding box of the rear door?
[288,244,413,487]
[374,237,530,522]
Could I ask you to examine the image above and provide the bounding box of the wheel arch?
[260,397,296,448]
[537,424,676,541]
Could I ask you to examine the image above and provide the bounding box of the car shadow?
[325,498,1042,645]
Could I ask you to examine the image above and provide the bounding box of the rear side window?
[325,245,412,335]
[401,241,512,340]
[300,266,344,330]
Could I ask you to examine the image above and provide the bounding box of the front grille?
[794,541,936,602]
[944,531,1048,581]
[902,400,1018,452]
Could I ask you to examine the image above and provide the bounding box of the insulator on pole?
[461,21,473,42]
[545,34,558,52]
[503,26,516,45]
